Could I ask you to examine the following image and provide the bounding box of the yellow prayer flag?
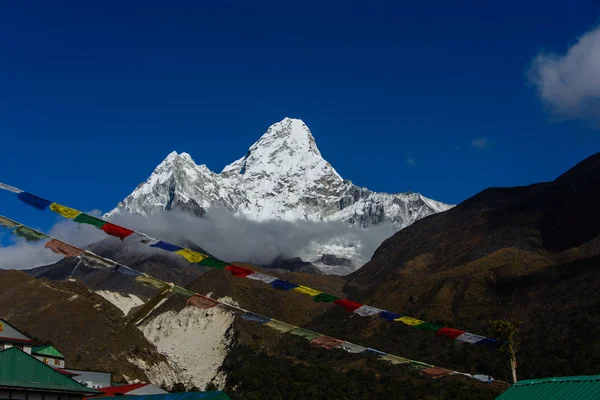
[293,285,322,297]
[382,354,410,365]
[175,248,207,263]
[265,320,296,333]
[395,316,425,326]
[50,203,81,219]
[135,274,169,290]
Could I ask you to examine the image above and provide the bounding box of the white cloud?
[405,157,416,166]
[529,25,600,122]
[470,136,490,150]
[1,207,396,271]
[0,212,106,270]
[111,208,396,267]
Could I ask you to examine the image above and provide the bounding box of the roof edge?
[514,375,600,386]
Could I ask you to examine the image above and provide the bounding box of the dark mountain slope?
[337,152,600,381]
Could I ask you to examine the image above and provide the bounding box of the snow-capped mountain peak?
[107,117,453,272]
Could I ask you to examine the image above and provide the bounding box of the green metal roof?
[32,345,65,359]
[102,392,231,400]
[0,347,99,394]
[496,375,600,400]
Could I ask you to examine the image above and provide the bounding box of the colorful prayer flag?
[395,316,425,326]
[363,348,387,357]
[270,279,299,291]
[354,305,384,317]
[409,360,433,370]
[135,232,156,244]
[135,274,169,290]
[310,336,343,350]
[80,252,116,269]
[472,374,494,383]
[337,342,367,354]
[49,203,81,219]
[112,264,141,276]
[226,265,254,277]
[101,223,135,240]
[436,327,466,340]
[0,216,19,229]
[149,240,182,252]
[199,258,230,270]
[0,182,23,194]
[415,322,443,331]
[187,294,219,309]
[379,311,403,321]
[175,248,207,263]
[73,213,106,229]
[241,312,271,324]
[131,285,173,324]
[333,299,363,313]
[13,226,48,242]
[421,367,454,378]
[456,332,487,344]
[293,285,321,297]
[246,272,277,283]
[312,293,339,303]
[17,192,52,210]
[382,354,410,365]
[289,328,321,341]
[44,239,83,257]
[172,286,196,297]
[265,319,296,333]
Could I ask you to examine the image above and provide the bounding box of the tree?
[490,319,521,384]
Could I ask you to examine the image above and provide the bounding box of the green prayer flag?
[409,360,433,370]
[289,328,321,341]
[172,286,196,297]
[415,322,444,331]
[73,213,106,229]
[13,226,49,242]
[198,258,229,270]
[312,293,339,303]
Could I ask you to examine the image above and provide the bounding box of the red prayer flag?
[436,327,466,340]
[310,336,343,350]
[225,265,254,277]
[101,223,135,240]
[187,294,219,309]
[333,299,363,313]
[44,239,83,258]
[420,367,454,378]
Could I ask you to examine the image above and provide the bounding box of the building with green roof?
[496,375,600,400]
[32,346,65,369]
[0,347,99,400]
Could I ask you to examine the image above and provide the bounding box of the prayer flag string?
[0,182,502,349]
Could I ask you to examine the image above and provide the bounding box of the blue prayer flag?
[270,279,299,291]
[241,312,271,324]
[112,264,141,276]
[17,192,52,210]
[379,311,402,321]
[150,240,183,252]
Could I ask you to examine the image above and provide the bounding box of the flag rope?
[0,214,496,383]
[0,182,502,348]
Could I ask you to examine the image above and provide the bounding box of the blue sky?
[1,0,600,234]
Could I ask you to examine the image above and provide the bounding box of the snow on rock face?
[96,290,144,316]
[106,118,453,272]
[139,305,234,390]
[126,357,178,388]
